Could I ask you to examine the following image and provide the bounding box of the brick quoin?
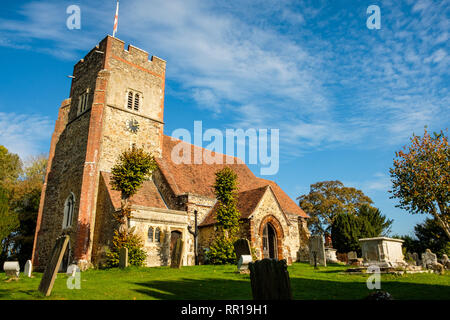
[31,99,71,266]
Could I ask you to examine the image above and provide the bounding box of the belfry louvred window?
[127,92,133,109]
[134,93,140,111]
[127,90,141,111]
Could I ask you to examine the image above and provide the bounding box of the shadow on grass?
[133,278,252,300]
[133,276,450,300]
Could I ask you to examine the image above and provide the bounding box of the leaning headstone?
[3,261,20,278]
[237,255,252,273]
[38,235,70,296]
[309,235,326,266]
[422,249,437,269]
[249,259,292,300]
[119,247,129,268]
[24,260,32,277]
[170,238,184,269]
[233,238,252,263]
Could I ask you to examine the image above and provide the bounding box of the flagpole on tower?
[113,0,119,37]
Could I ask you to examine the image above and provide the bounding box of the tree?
[110,147,157,232]
[207,167,241,264]
[331,205,392,254]
[331,213,362,254]
[397,218,450,257]
[297,180,373,234]
[0,187,19,264]
[357,204,393,237]
[390,128,449,238]
[107,147,157,267]
[0,146,22,187]
[7,155,47,266]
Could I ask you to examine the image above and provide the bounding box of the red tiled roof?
[100,171,167,210]
[157,135,308,218]
[199,186,269,227]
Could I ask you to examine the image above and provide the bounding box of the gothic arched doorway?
[262,223,278,259]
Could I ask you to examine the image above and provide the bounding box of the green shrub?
[206,235,236,265]
[105,230,147,267]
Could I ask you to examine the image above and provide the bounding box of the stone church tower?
[33,36,310,271]
[32,36,166,269]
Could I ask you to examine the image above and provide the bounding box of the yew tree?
[207,167,241,264]
[390,129,449,239]
[110,147,157,233]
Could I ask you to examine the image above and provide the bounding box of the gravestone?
[233,238,252,263]
[3,261,20,278]
[422,249,437,269]
[119,247,129,268]
[412,252,420,266]
[248,259,292,300]
[170,238,184,268]
[348,251,357,260]
[309,235,326,267]
[24,260,32,277]
[38,235,70,296]
[325,248,338,263]
[441,254,450,269]
[237,255,252,273]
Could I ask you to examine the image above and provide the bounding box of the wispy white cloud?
[0,0,447,158]
[0,112,53,159]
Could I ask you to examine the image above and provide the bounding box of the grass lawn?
[1,262,449,300]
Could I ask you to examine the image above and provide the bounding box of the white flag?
[113,1,119,37]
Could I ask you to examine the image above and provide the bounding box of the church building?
[32,36,310,270]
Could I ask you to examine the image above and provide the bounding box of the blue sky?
[0,0,448,236]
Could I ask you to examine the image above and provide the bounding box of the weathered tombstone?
[412,252,420,266]
[248,259,292,300]
[348,251,357,260]
[309,235,326,267]
[24,260,32,277]
[233,238,252,263]
[441,254,450,269]
[325,248,338,263]
[170,238,184,268]
[119,247,129,268]
[422,249,437,269]
[3,261,20,279]
[38,235,70,296]
[237,255,252,273]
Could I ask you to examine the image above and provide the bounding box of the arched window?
[148,226,154,242]
[127,92,133,109]
[63,193,75,229]
[134,93,140,111]
[155,227,161,243]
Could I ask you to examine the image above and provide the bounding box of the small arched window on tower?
[155,227,161,243]
[127,91,134,110]
[62,193,75,229]
[148,226,154,242]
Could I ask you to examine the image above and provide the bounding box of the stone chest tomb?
[359,237,405,268]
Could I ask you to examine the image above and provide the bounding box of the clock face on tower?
[126,119,139,133]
